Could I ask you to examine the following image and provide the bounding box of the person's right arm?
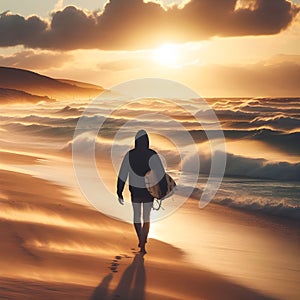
[117,152,129,203]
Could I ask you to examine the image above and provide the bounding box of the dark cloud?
[0,50,72,70]
[0,14,47,47]
[0,0,299,50]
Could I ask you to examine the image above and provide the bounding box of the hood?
[135,129,149,149]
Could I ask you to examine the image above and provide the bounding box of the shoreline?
[0,167,283,300]
[1,149,299,299]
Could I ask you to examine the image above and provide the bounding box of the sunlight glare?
[154,43,180,67]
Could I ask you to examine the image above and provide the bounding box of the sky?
[0,0,300,97]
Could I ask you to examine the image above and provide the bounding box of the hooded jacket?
[117,130,167,199]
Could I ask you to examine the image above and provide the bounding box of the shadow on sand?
[90,253,145,300]
[90,248,278,300]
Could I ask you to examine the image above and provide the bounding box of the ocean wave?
[224,152,300,181]
[189,129,300,154]
[174,178,300,220]
[182,150,300,181]
[1,115,80,127]
[208,97,300,132]
[2,122,75,139]
[250,115,300,131]
[56,105,83,116]
[212,197,300,220]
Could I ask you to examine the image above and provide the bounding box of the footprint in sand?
[109,254,132,273]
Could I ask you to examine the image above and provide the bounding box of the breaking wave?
[212,196,300,220]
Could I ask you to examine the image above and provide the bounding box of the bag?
[145,170,176,200]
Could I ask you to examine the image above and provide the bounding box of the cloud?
[0,13,47,47]
[98,58,150,71]
[184,59,300,97]
[54,0,64,11]
[266,53,300,65]
[0,0,299,50]
[0,50,72,70]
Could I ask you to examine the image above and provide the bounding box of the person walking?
[117,130,167,254]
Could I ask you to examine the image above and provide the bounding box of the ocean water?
[1,96,299,221]
[202,175,300,219]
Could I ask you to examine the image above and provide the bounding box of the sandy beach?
[1,0,300,298]
[0,150,299,300]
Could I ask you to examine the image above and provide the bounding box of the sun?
[154,43,180,67]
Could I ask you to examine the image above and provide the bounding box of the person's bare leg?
[140,202,152,254]
[132,202,142,247]
[134,223,142,246]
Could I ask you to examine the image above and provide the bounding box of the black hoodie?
[117,130,167,199]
